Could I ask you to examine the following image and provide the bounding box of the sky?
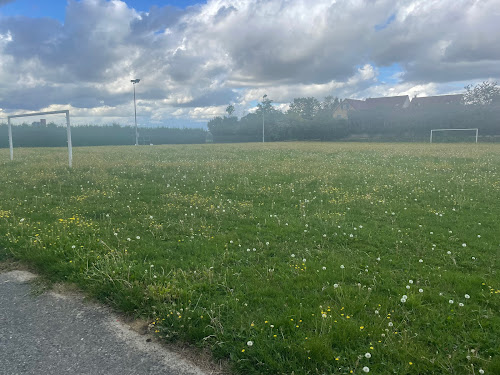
[0,0,499,127]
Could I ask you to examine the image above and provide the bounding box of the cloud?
[0,0,498,125]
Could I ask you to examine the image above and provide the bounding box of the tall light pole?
[262,94,267,143]
[131,79,140,145]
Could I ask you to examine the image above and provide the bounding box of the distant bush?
[0,123,207,148]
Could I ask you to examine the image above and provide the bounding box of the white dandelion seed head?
[363,366,370,373]
[462,243,467,247]
[365,352,371,358]
[406,285,411,289]
[449,299,454,304]
[291,254,295,258]
[465,294,470,299]
[136,236,140,240]
[409,280,414,284]
[334,283,339,288]
[419,288,423,293]
[388,322,393,327]
[459,303,464,307]
[479,369,484,374]
[302,258,306,262]
[322,266,326,270]
[340,265,345,269]
[419,259,423,263]
[247,340,253,347]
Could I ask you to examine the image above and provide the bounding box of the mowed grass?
[1,142,499,374]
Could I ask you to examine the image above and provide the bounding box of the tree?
[463,81,500,106]
[256,94,275,114]
[287,97,321,119]
[321,95,340,112]
[226,104,235,117]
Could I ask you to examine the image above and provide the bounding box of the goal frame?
[430,128,478,143]
[7,110,73,168]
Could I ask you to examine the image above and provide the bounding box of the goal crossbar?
[430,128,478,143]
[7,110,73,168]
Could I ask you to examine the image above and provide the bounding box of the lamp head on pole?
[131,79,141,84]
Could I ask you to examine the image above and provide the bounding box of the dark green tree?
[463,81,500,106]
[226,104,235,117]
[287,97,321,120]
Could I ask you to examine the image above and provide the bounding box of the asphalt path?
[0,270,210,375]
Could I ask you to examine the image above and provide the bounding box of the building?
[332,95,410,119]
[410,94,463,108]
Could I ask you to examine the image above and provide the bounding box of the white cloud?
[0,0,498,125]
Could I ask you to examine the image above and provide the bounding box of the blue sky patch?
[375,13,396,31]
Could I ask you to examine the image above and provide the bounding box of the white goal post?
[430,128,478,143]
[7,110,73,168]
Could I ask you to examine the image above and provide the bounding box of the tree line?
[0,123,207,148]
[208,81,500,142]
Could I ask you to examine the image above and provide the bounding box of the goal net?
[430,128,478,143]
[7,110,73,167]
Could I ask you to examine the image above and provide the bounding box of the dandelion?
[419,288,423,293]
[465,294,470,299]
[127,238,131,241]
[406,285,411,290]
[247,341,253,347]
[302,258,306,262]
[362,366,370,373]
[265,241,269,246]
[459,303,464,307]
[71,245,76,249]
[409,280,414,284]
[365,352,371,358]
[322,266,326,270]
[447,251,451,255]
[462,243,467,247]
[449,299,454,304]
[419,259,423,263]
[291,254,295,258]
[334,283,339,288]
[388,322,393,327]
[479,369,485,374]
[136,236,140,240]
[340,265,345,269]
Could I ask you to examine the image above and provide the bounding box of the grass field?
[1,142,499,374]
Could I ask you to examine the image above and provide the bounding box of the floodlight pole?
[131,79,140,146]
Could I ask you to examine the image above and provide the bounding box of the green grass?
[1,142,499,374]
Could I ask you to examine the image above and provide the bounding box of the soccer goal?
[430,128,478,143]
[7,110,73,168]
